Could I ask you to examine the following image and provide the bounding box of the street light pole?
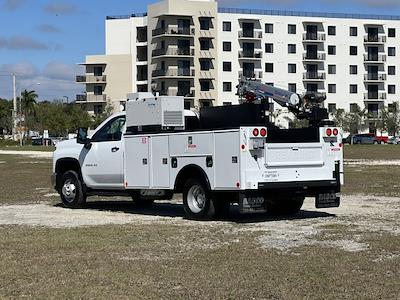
[12,74,17,141]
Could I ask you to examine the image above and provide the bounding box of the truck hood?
[56,138,78,149]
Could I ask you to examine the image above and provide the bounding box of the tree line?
[0,90,112,138]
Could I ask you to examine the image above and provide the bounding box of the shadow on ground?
[54,200,335,223]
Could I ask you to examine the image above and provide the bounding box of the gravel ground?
[0,194,398,254]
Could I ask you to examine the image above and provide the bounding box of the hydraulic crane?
[236,79,332,127]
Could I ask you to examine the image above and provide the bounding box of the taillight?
[333,128,339,136]
[253,128,259,137]
[326,128,332,136]
[260,128,267,137]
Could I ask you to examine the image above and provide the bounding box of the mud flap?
[239,193,267,213]
[316,192,340,208]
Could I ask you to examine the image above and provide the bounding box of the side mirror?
[77,127,91,149]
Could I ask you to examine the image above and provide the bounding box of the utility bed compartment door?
[265,143,323,167]
[124,136,150,188]
[150,136,170,188]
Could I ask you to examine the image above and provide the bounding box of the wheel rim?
[62,179,76,203]
[187,184,206,213]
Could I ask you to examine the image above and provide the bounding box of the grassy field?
[0,146,399,298]
[0,145,55,152]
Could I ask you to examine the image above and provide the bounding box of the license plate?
[316,192,340,208]
[239,195,266,213]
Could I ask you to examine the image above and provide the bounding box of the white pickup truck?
[52,90,343,220]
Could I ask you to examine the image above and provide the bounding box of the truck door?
[81,115,126,189]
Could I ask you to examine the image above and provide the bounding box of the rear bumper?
[257,179,340,196]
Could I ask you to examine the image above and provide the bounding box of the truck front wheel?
[183,178,216,220]
[59,170,86,208]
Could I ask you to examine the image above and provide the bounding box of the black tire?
[59,170,86,208]
[183,178,216,220]
[265,195,304,215]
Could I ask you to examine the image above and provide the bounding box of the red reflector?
[253,128,259,136]
[326,128,332,136]
[260,128,267,137]
[236,182,240,188]
[333,128,339,136]
[339,143,343,148]
[241,144,246,150]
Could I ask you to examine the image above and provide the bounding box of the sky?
[1,0,400,102]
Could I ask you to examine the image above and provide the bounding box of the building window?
[350,26,358,36]
[388,28,396,37]
[388,84,396,94]
[223,82,232,92]
[199,18,211,30]
[265,63,274,73]
[350,84,358,94]
[350,46,357,56]
[265,23,273,33]
[222,41,231,52]
[200,80,210,91]
[288,83,296,92]
[288,64,296,73]
[388,66,396,75]
[328,65,336,74]
[328,84,336,94]
[328,26,336,36]
[388,47,396,56]
[265,43,273,53]
[349,65,358,74]
[388,103,396,112]
[328,103,337,113]
[94,85,103,95]
[288,24,296,34]
[288,44,296,54]
[328,45,336,55]
[350,103,358,112]
[223,102,232,106]
[94,66,103,76]
[200,60,210,71]
[222,21,231,32]
[200,39,210,50]
[223,61,231,72]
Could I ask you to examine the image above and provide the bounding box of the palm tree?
[21,89,38,138]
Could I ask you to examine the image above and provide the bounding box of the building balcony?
[152,26,195,37]
[199,71,215,80]
[366,112,381,119]
[303,72,326,81]
[76,94,107,103]
[364,35,387,44]
[303,53,326,61]
[238,50,263,59]
[160,88,195,98]
[152,47,194,58]
[364,73,387,82]
[363,54,386,63]
[76,75,106,84]
[239,70,263,79]
[152,68,195,78]
[199,50,214,59]
[302,33,326,42]
[238,30,262,39]
[199,30,215,38]
[199,91,215,100]
[364,92,386,100]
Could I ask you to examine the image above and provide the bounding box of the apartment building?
[77,0,400,132]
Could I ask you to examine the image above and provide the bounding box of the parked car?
[31,137,54,146]
[342,134,353,144]
[388,136,400,144]
[352,133,388,144]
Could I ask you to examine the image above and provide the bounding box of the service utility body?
[52,80,344,219]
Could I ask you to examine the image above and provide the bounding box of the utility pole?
[12,74,17,141]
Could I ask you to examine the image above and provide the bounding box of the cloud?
[0,61,83,101]
[2,0,25,10]
[0,35,48,50]
[36,24,62,34]
[44,1,79,15]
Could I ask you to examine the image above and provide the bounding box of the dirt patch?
[0,150,52,159]
[345,159,400,166]
[0,195,398,254]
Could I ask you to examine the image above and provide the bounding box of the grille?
[163,111,183,126]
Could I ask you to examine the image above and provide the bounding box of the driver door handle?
[111,147,120,152]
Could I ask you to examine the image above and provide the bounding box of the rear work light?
[260,128,267,137]
[252,128,259,137]
[326,128,332,136]
[333,128,339,136]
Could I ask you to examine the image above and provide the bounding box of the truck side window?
[91,116,126,142]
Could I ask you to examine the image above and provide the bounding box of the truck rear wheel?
[60,170,86,208]
[183,178,216,220]
[265,195,304,215]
